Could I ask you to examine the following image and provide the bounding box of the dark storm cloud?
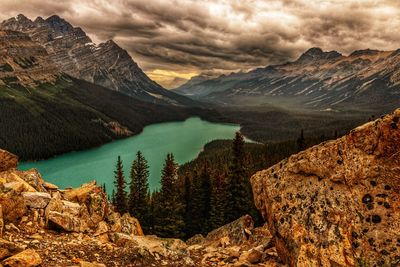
[1,0,400,85]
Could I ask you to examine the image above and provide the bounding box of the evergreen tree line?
[111,130,340,239]
[110,132,257,238]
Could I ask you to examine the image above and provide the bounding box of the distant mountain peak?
[349,49,380,57]
[16,14,31,22]
[45,15,74,33]
[297,47,342,62]
[34,16,45,23]
[304,47,324,56]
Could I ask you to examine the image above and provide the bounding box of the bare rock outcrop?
[251,108,400,266]
[0,150,18,172]
[0,151,145,266]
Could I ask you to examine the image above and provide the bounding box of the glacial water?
[19,117,240,192]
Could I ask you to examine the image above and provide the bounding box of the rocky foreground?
[0,108,398,266]
[252,108,400,266]
[0,149,283,266]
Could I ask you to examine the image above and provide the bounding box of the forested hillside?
[0,76,218,160]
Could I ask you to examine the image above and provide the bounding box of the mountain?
[175,47,400,111]
[0,29,212,160]
[0,14,196,106]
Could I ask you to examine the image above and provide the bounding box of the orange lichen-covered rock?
[251,108,400,266]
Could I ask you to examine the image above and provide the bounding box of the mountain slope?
[175,47,400,111]
[0,14,196,106]
[0,30,209,160]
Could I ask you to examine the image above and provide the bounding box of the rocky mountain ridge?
[176,47,400,110]
[0,14,195,106]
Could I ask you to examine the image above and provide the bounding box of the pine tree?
[147,191,158,235]
[102,183,107,194]
[128,151,150,231]
[111,189,116,206]
[153,153,184,237]
[191,161,212,234]
[183,172,194,237]
[297,129,305,152]
[225,132,252,222]
[210,171,226,230]
[113,156,127,214]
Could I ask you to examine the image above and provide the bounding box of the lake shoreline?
[19,115,242,164]
[19,117,242,191]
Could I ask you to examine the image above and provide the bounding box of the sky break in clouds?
[1,0,400,88]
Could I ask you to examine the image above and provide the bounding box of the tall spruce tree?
[183,172,194,237]
[297,129,305,152]
[111,189,116,206]
[154,153,184,237]
[113,156,127,214]
[225,132,252,222]
[128,151,150,231]
[191,161,212,234]
[210,171,226,230]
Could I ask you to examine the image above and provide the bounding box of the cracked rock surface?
[251,108,400,266]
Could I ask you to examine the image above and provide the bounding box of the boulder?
[94,221,109,236]
[17,169,47,192]
[0,170,37,193]
[86,191,109,227]
[0,239,24,260]
[251,108,400,266]
[63,181,98,203]
[108,212,122,232]
[43,182,58,190]
[44,198,63,223]
[22,192,51,209]
[129,235,188,259]
[109,232,137,247]
[47,211,82,232]
[0,192,27,222]
[120,213,144,236]
[2,249,42,267]
[206,215,254,246]
[0,150,18,172]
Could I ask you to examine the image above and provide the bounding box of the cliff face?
[251,108,400,266]
[0,30,59,88]
[0,15,195,106]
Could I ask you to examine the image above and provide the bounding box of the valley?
[0,7,399,266]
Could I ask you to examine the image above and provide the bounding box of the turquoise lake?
[18,117,240,192]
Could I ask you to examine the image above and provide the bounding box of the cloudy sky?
[1,0,400,88]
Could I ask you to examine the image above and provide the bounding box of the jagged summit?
[297,47,342,62]
[45,15,75,33]
[0,14,196,106]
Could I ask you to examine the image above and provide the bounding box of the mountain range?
[0,26,212,160]
[0,14,195,106]
[175,47,400,111]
